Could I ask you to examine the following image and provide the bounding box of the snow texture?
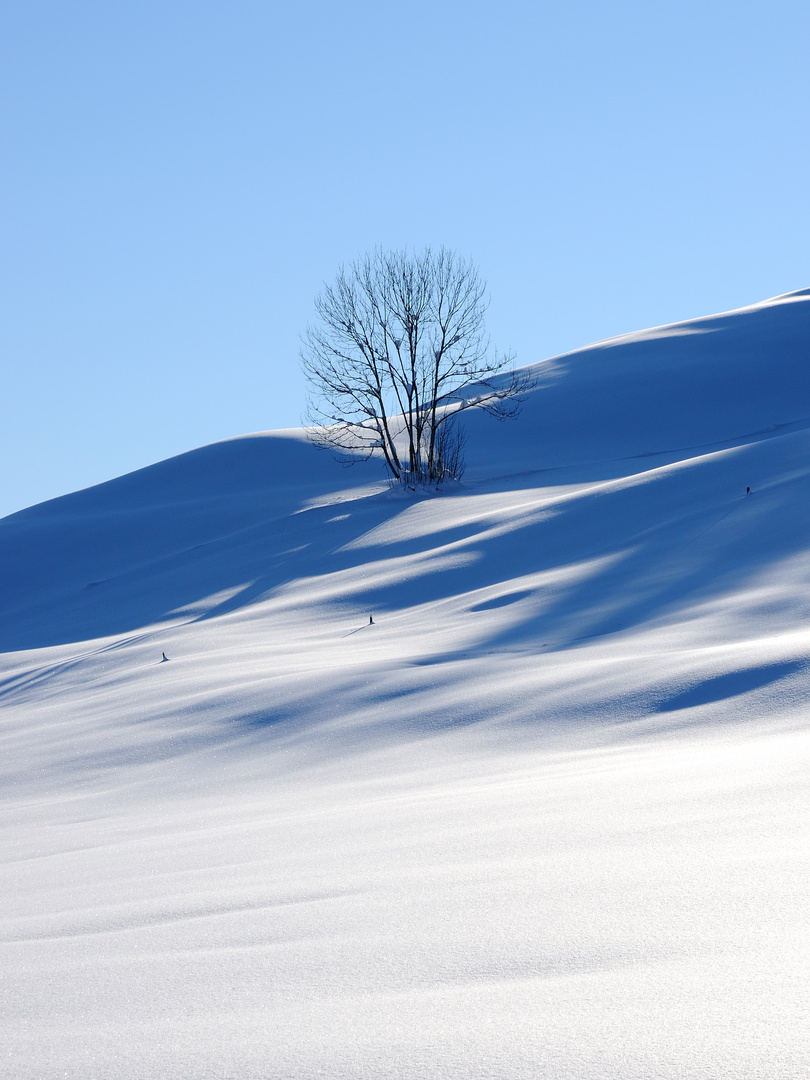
[2,290,810,1078]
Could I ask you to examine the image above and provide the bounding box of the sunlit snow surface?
[2,291,810,1078]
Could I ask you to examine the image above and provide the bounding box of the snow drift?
[2,290,810,1079]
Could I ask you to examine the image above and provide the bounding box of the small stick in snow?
[161,652,170,662]
[746,486,751,495]
[369,615,374,625]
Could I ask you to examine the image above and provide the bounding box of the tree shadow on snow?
[652,660,805,712]
[4,423,810,661]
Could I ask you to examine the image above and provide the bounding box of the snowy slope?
[2,290,810,1079]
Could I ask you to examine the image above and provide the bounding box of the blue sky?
[2,0,808,519]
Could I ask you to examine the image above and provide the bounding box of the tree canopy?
[301,247,530,484]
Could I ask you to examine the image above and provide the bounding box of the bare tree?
[301,247,530,485]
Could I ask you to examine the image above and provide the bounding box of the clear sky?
[2,0,808,519]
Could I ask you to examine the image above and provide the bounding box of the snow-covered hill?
[3,290,810,1079]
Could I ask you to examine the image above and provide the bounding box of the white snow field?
[2,290,810,1079]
